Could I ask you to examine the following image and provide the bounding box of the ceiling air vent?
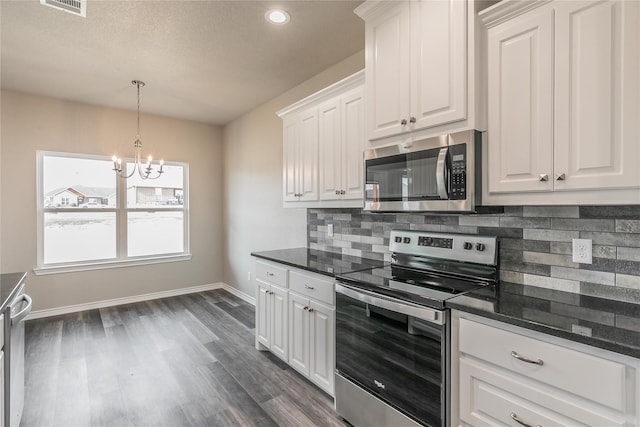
[40,0,86,17]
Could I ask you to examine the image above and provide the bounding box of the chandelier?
[112,80,164,179]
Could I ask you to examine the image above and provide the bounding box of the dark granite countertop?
[251,248,386,277]
[0,272,27,312]
[448,282,640,359]
[251,249,639,359]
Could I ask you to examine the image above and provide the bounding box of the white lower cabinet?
[254,258,336,396]
[452,312,640,427]
[289,293,335,395]
[256,279,288,361]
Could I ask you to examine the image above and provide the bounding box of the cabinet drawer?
[289,270,334,305]
[459,318,628,411]
[459,357,627,427]
[256,261,288,288]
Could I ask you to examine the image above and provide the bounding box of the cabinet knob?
[335,190,340,195]
[539,174,549,182]
[409,116,416,124]
[400,118,408,125]
[555,173,566,181]
[303,306,309,311]
[340,190,346,195]
[308,308,314,313]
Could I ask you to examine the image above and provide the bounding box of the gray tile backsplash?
[307,206,640,304]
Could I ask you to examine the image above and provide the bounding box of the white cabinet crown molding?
[479,0,553,28]
[276,70,365,118]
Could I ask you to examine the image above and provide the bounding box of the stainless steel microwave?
[364,130,482,212]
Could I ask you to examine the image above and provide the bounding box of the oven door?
[335,283,448,427]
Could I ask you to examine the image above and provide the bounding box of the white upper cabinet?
[482,0,640,205]
[486,2,555,193]
[554,0,639,192]
[282,109,319,203]
[319,86,365,201]
[359,2,411,140]
[356,0,479,143]
[278,71,365,208]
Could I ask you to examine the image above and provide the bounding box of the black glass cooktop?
[336,264,496,310]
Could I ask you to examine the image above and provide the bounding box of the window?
[36,152,189,274]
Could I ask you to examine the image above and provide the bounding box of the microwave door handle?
[436,147,448,200]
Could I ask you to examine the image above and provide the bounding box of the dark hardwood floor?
[23,289,345,426]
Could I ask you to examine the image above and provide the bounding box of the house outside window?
[36,151,190,274]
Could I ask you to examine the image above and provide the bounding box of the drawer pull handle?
[510,412,541,427]
[511,351,544,366]
[304,285,315,290]
[266,272,274,276]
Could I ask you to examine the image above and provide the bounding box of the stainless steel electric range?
[334,230,499,427]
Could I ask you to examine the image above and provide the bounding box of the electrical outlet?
[572,238,592,264]
[328,223,334,237]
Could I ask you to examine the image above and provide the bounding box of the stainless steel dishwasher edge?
[5,283,32,427]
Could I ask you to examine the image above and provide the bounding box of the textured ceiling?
[0,0,364,125]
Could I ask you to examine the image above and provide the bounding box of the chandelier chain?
[112,80,163,180]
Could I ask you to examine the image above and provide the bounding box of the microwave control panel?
[449,143,467,200]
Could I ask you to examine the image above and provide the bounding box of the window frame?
[35,151,191,275]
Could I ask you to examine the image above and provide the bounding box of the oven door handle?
[336,283,444,325]
[435,147,449,200]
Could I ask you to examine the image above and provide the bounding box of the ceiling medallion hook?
[112,80,164,180]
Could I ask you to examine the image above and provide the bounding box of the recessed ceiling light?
[265,9,290,25]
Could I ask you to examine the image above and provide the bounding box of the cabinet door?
[256,280,271,349]
[288,293,310,376]
[282,116,299,202]
[486,4,554,193]
[298,109,319,201]
[364,2,411,140]
[270,285,288,362]
[318,98,342,201]
[341,87,365,201]
[309,301,335,395]
[410,0,467,130]
[554,0,640,191]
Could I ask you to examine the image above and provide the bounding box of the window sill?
[33,254,192,276]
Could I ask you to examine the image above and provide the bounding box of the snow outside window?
[37,152,189,272]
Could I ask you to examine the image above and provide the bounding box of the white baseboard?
[221,283,255,305]
[26,282,255,320]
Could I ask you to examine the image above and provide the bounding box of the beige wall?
[222,51,365,297]
[0,90,224,311]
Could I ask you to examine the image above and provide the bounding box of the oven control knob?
[476,243,486,251]
[463,242,473,250]
[394,236,402,243]
[403,237,411,244]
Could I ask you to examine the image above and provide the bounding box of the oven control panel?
[417,236,453,249]
[389,230,498,266]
